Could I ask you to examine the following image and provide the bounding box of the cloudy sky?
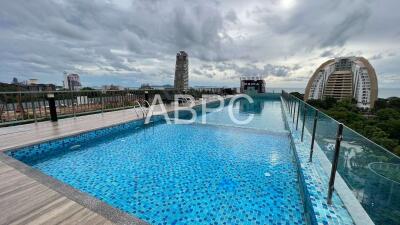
[1,0,399,88]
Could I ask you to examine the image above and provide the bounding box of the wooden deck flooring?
[0,161,113,225]
[0,108,154,225]
[0,108,146,151]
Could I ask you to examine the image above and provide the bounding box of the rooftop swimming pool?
[196,98,287,132]
[8,97,309,224]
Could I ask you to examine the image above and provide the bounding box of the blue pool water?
[196,98,286,132]
[9,98,308,224]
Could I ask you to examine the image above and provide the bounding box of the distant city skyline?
[0,0,400,89]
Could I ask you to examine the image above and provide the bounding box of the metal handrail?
[309,110,318,162]
[133,100,146,117]
[328,123,343,204]
[132,106,140,117]
[180,97,188,104]
[0,89,227,126]
[143,100,151,108]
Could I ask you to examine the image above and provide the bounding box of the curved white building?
[305,57,378,109]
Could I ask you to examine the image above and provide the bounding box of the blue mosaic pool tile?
[8,119,308,224]
[281,99,355,225]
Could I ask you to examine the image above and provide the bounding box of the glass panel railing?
[339,126,400,225]
[313,112,339,162]
[304,103,316,137]
[281,91,400,224]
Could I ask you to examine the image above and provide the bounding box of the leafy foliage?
[290,92,304,100]
[307,97,400,156]
[80,87,95,90]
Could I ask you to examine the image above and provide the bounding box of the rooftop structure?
[240,76,266,94]
[174,51,189,91]
[25,79,38,85]
[193,86,237,95]
[63,72,82,91]
[305,57,378,108]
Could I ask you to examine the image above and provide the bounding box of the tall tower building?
[305,57,378,109]
[174,51,189,91]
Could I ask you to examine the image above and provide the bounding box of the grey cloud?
[192,68,216,78]
[46,18,89,40]
[0,0,232,83]
[199,62,295,79]
[200,64,214,70]
[263,64,292,77]
[292,64,301,71]
[225,10,238,24]
[0,0,399,88]
[371,54,383,61]
[192,69,202,75]
[320,50,334,58]
[320,8,371,47]
[265,0,372,49]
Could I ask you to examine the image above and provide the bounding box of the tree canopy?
[302,95,400,156]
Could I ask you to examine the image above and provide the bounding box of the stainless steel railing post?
[4,94,11,122]
[309,110,318,162]
[291,98,294,115]
[122,91,125,109]
[327,123,344,205]
[31,93,37,123]
[292,100,296,123]
[301,104,306,142]
[71,91,76,118]
[101,93,104,113]
[296,101,300,130]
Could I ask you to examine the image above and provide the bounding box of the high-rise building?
[174,51,189,91]
[305,57,378,109]
[63,72,82,91]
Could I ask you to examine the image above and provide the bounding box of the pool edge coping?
[0,111,145,153]
[280,100,318,225]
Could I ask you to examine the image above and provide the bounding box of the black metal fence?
[0,89,232,126]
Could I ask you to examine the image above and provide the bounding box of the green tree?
[377,119,400,140]
[376,108,400,121]
[307,96,400,156]
[307,97,337,109]
[394,146,400,156]
[290,92,304,100]
[81,87,95,91]
[374,98,387,111]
